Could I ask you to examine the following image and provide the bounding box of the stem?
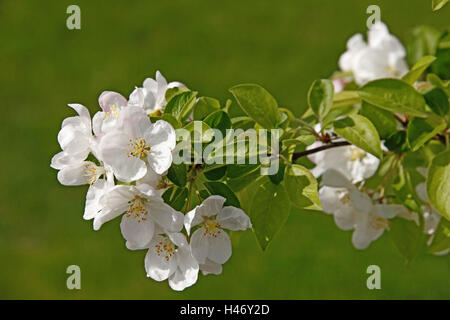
[291,118,321,139]
[291,141,350,161]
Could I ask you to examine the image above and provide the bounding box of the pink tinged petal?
[207,229,232,264]
[144,120,176,150]
[68,103,92,132]
[145,236,178,281]
[128,87,145,107]
[100,131,147,182]
[190,228,209,264]
[169,249,199,291]
[84,179,108,220]
[217,206,252,231]
[199,259,222,276]
[148,198,184,233]
[98,91,127,112]
[120,214,155,250]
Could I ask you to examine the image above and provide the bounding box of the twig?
[291,141,350,161]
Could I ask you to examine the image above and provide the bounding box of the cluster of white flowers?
[338,21,409,86]
[50,71,252,291]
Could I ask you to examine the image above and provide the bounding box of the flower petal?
[145,236,178,281]
[98,91,127,112]
[217,206,252,231]
[120,214,155,250]
[190,228,209,264]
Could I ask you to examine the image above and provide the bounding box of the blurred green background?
[1,0,449,299]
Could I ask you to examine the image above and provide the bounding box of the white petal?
[98,91,127,112]
[68,103,92,132]
[207,229,232,264]
[147,198,184,233]
[147,144,173,175]
[84,179,108,220]
[145,236,178,281]
[100,131,147,182]
[352,219,384,250]
[184,209,204,235]
[144,120,176,150]
[190,228,209,264]
[373,204,407,219]
[194,195,226,219]
[50,150,87,170]
[217,206,252,231]
[321,169,355,190]
[57,162,89,186]
[168,248,199,291]
[120,214,155,250]
[199,259,223,276]
[93,185,134,230]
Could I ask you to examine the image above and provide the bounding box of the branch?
[291,141,350,162]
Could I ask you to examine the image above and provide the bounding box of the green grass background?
[0,0,449,299]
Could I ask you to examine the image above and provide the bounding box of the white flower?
[128,71,184,115]
[92,184,184,248]
[99,106,176,182]
[145,232,199,291]
[92,91,128,136]
[338,21,408,85]
[308,141,379,184]
[320,169,407,249]
[184,196,252,265]
[50,104,97,170]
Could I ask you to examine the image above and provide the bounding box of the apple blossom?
[184,195,252,265]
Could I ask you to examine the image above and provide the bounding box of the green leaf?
[162,187,188,211]
[268,162,285,185]
[407,25,441,66]
[285,164,321,210]
[389,218,424,263]
[332,90,361,108]
[427,218,450,254]
[167,163,187,187]
[432,0,449,11]
[183,121,214,143]
[249,178,291,250]
[432,48,450,81]
[322,105,359,129]
[150,113,181,129]
[226,166,261,192]
[307,79,334,122]
[424,87,449,116]
[231,116,256,130]
[229,84,279,129]
[165,91,198,121]
[407,117,446,151]
[333,114,383,158]
[360,101,398,139]
[193,97,220,120]
[427,150,450,221]
[203,165,227,181]
[165,86,190,104]
[402,55,436,85]
[203,181,241,208]
[358,79,428,117]
[203,110,232,136]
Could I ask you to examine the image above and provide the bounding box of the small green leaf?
[407,117,446,151]
[249,178,291,250]
[165,91,198,121]
[360,101,398,139]
[385,131,408,153]
[333,114,383,158]
[424,87,449,116]
[427,150,450,221]
[183,121,214,143]
[307,79,334,122]
[332,90,361,108]
[407,25,441,66]
[285,164,321,210]
[432,48,450,79]
[193,97,221,120]
[162,187,188,211]
[268,162,285,185]
[389,218,424,263]
[402,55,436,85]
[229,84,279,129]
[150,113,181,129]
[165,86,190,104]
[203,165,227,181]
[167,163,187,187]
[203,110,232,136]
[203,181,241,208]
[358,79,428,117]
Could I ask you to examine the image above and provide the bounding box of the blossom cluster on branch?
[52,20,450,290]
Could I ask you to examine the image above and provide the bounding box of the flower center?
[125,196,148,222]
[127,136,151,159]
[203,219,222,237]
[387,65,400,77]
[102,104,120,120]
[349,147,366,161]
[339,191,351,205]
[369,215,389,230]
[154,237,176,261]
[82,162,105,185]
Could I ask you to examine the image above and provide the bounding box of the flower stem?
[291,141,350,162]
